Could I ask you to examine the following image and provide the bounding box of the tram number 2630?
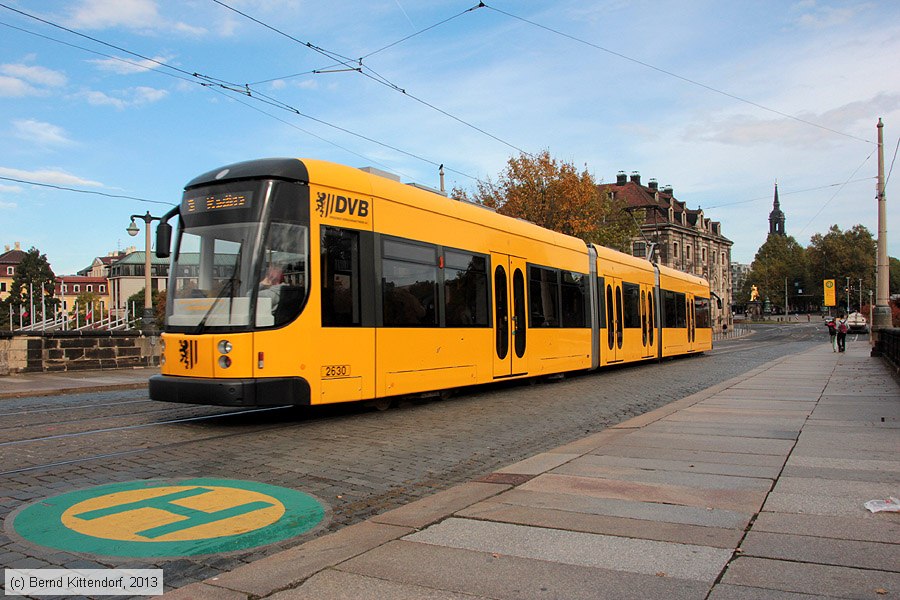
[321,365,351,378]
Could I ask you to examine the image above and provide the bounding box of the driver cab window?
[255,223,308,327]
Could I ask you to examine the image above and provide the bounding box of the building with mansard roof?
[0,242,27,302]
[597,171,733,331]
[108,251,170,313]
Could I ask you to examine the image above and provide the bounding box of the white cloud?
[1,64,67,87]
[0,184,24,193]
[88,55,168,75]
[132,86,168,104]
[77,86,168,109]
[0,166,103,188]
[0,200,18,210]
[0,75,35,97]
[80,89,127,109]
[792,1,872,29]
[12,119,74,146]
[66,0,206,35]
[0,63,67,97]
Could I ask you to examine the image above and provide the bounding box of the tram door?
[492,253,528,378]
[605,278,623,363]
[641,284,657,359]
[686,293,697,352]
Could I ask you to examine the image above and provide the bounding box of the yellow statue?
[750,285,759,302]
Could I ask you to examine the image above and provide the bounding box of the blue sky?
[1,0,899,275]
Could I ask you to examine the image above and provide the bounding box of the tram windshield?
[166,179,310,331]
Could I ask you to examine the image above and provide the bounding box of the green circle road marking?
[10,478,327,558]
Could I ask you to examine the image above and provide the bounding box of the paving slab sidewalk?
[0,367,158,399]
[155,344,896,599]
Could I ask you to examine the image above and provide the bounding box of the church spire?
[768,182,785,236]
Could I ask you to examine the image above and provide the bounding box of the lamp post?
[127,211,161,332]
[846,276,850,315]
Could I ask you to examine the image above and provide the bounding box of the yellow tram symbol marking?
[60,485,285,542]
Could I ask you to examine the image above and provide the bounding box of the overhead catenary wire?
[704,178,876,210]
[0,3,478,182]
[209,0,531,157]
[0,176,176,207]
[481,3,875,146]
[885,136,900,189]
[796,150,877,236]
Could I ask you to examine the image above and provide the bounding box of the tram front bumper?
[149,374,311,406]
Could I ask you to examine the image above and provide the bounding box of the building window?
[61,284,67,293]
[6,267,13,275]
[87,285,93,292]
[73,284,80,292]
[632,241,646,258]
[701,248,707,263]
[100,285,106,293]
[686,246,692,262]
[0,282,5,292]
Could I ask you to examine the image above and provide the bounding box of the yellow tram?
[150,158,713,406]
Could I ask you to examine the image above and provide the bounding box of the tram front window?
[168,223,261,329]
[166,177,310,331]
[168,221,309,330]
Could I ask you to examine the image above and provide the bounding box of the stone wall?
[0,331,159,375]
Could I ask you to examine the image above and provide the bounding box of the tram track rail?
[0,412,298,477]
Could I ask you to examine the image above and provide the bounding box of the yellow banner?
[823,279,836,306]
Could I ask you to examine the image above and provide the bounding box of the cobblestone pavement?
[0,323,827,591]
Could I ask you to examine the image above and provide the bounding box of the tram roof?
[302,158,590,255]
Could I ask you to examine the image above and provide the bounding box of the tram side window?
[662,290,687,328]
[529,266,559,327]
[676,292,687,327]
[695,297,711,328]
[622,282,641,328]
[382,238,438,327]
[321,227,360,326]
[560,271,588,328]
[444,250,489,327]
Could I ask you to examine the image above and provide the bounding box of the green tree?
[889,257,900,295]
[452,150,639,251]
[747,234,807,312]
[127,288,165,329]
[71,291,102,322]
[0,247,57,327]
[806,224,875,311]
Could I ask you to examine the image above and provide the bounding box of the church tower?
[768,183,786,236]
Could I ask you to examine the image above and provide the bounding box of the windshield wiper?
[193,248,242,335]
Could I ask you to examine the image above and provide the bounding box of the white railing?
[10,302,140,332]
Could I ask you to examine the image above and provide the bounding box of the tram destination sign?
[183,190,254,214]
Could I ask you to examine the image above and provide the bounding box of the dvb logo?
[316,192,369,219]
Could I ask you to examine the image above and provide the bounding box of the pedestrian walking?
[826,318,837,352]
[836,313,848,352]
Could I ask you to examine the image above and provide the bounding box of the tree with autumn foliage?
[452,151,639,252]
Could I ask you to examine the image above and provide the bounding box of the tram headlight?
[218,355,232,369]
[217,340,233,354]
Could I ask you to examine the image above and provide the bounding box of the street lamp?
[127,211,162,332]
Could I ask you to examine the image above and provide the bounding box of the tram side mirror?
[155,222,172,259]
[716,298,723,310]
